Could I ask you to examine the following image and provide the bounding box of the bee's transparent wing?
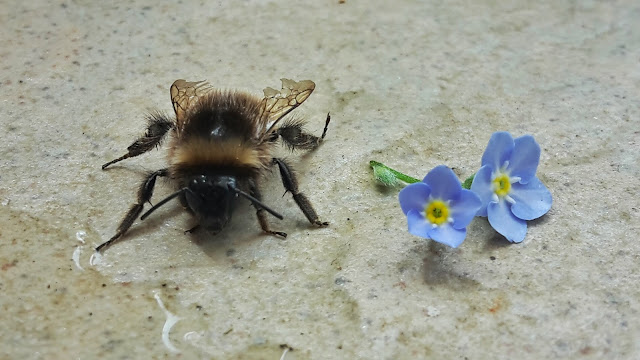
[170,79,213,133]
[257,78,315,138]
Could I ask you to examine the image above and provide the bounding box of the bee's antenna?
[140,188,186,221]
[228,186,284,220]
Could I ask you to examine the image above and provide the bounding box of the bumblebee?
[96,78,330,252]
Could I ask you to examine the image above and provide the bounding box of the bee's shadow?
[187,200,267,258]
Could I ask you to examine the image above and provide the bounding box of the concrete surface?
[1,0,639,359]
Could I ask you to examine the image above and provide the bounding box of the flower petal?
[399,182,431,215]
[450,189,482,229]
[510,176,552,220]
[423,165,461,201]
[487,199,527,243]
[470,165,495,217]
[508,135,540,183]
[406,209,432,239]
[428,223,467,248]
[481,132,514,170]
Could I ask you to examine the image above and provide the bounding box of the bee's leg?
[184,224,200,234]
[272,158,329,227]
[249,180,287,238]
[275,113,331,150]
[96,168,169,252]
[102,113,174,169]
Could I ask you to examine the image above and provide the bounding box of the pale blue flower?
[471,132,552,243]
[399,165,482,248]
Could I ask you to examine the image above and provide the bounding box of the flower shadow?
[481,233,514,252]
[527,212,553,226]
[475,212,552,251]
[371,179,402,195]
[420,241,481,290]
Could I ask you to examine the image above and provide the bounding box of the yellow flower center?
[425,200,449,225]
[493,174,511,197]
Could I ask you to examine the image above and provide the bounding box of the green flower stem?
[370,160,476,189]
[369,161,420,186]
[462,174,474,190]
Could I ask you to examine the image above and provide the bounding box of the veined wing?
[170,79,213,134]
[257,78,315,138]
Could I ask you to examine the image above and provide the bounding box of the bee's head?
[138,174,283,236]
[185,175,237,233]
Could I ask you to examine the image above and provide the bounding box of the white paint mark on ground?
[280,346,290,360]
[72,246,84,271]
[89,252,101,266]
[76,230,86,243]
[154,291,180,353]
[425,306,440,317]
[183,331,201,343]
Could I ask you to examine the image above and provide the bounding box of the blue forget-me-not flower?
[471,132,552,243]
[399,165,482,248]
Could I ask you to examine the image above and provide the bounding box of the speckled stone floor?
[1,1,639,359]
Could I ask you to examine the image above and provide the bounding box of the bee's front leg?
[249,179,287,238]
[97,168,169,252]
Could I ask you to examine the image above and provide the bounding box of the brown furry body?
[168,91,273,186]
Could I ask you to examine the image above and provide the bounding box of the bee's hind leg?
[102,113,174,169]
[96,168,169,252]
[274,113,330,150]
[272,158,328,227]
